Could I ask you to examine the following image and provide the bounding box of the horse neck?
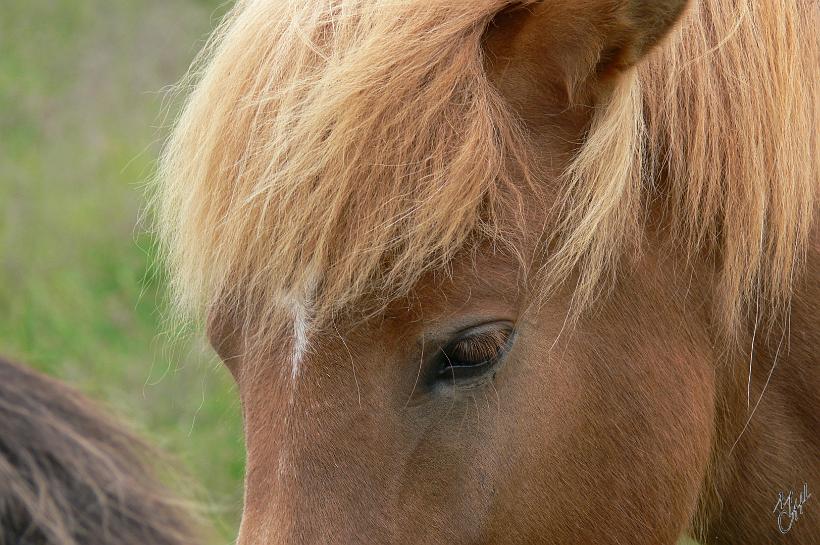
[699,225,820,542]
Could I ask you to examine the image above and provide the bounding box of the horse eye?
[437,323,514,381]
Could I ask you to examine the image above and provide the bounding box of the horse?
[155,0,818,543]
[0,357,201,545]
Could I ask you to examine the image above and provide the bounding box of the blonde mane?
[155,0,817,343]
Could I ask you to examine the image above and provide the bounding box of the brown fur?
[0,357,201,545]
[157,0,818,543]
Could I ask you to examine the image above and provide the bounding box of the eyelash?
[445,329,512,366]
[436,326,514,381]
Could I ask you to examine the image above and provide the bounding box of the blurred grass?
[0,0,242,541]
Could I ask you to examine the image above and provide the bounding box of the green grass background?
[0,2,703,544]
[0,0,243,541]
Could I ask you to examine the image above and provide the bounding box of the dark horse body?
[0,357,199,545]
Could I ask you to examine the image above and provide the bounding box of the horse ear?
[484,0,689,106]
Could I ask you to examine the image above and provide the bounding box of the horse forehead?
[274,251,525,380]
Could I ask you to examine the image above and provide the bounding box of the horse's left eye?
[437,323,514,381]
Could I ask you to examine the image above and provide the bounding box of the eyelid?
[447,319,515,339]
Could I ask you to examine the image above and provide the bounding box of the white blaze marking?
[281,275,317,383]
[289,297,310,381]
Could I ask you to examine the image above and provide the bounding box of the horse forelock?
[154,0,818,351]
[156,0,531,345]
